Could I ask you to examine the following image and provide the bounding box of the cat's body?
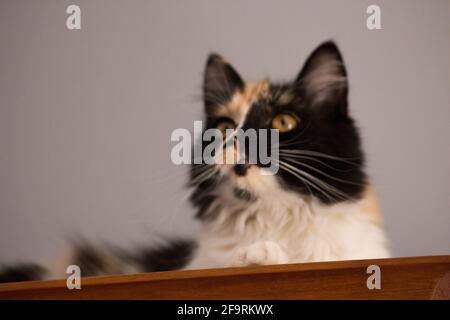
[0,41,389,283]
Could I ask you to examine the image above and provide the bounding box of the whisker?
[276,163,315,199]
[275,160,336,202]
[190,165,218,186]
[275,159,340,202]
[278,153,353,172]
[277,160,351,201]
[279,149,360,165]
[281,157,362,186]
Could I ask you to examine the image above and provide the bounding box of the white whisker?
[278,152,352,172]
[279,149,359,165]
[281,157,362,186]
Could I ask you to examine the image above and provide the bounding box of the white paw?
[231,241,288,267]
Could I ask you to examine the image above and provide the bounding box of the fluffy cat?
[186,40,389,269]
[0,41,389,283]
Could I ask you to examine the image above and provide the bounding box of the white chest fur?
[185,186,390,270]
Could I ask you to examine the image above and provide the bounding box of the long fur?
[187,40,390,268]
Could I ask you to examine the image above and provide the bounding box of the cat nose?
[234,164,250,176]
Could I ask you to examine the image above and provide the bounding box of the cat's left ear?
[295,41,348,116]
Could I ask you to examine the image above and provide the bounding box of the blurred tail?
[0,238,196,283]
[0,264,47,283]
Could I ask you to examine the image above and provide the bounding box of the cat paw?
[231,241,288,267]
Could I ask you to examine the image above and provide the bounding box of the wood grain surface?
[0,255,449,300]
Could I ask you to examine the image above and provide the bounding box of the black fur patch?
[0,264,46,283]
[189,163,222,219]
[234,164,249,176]
[134,239,196,272]
[72,244,120,276]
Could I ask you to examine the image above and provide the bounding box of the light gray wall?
[1,0,449,265]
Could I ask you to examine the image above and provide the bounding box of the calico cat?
[186,40,389,268]
[0,41,389,283]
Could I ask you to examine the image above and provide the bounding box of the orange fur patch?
[211,81,269,123]
[360,185,383,225]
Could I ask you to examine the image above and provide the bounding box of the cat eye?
[216,119,236,138]
[271,113,298,132]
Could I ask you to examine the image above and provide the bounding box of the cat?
[0,41,389,283]
[185,40,389,269]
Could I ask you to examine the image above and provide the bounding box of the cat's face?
[190,41,367,218]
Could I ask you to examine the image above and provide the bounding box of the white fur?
[184,166,390,270]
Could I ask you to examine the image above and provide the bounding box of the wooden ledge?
[1,255,449,300]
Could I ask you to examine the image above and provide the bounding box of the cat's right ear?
[294,41,348,116]
[203,53,244,112]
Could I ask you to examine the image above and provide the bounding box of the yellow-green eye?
[272,113,298,132]
[216,120,235,138]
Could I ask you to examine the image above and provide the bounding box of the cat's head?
[190,41,367,217]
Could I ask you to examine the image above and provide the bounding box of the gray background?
[1,0,449,266]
